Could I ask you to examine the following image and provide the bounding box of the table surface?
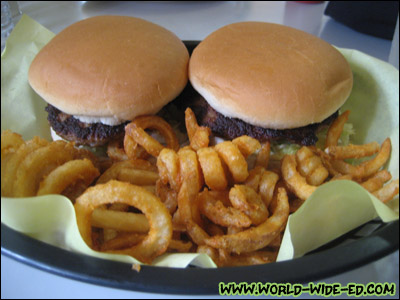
[1,1,399,299]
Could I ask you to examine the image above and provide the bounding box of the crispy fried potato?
[91,208,150,233]
[259,170,280,209]
[232,136,261,158]
[1,130,25,196]
[199,189,251,228]
[157,148,181,190]
[178,148,204,193]
[185,108,211,151]
[361,170,392,193]
[125,115,179,158]
[178,180,210,245]
[281,154,317,201]
[215,141,248,183]
[2,136,49,197]
[325,142,380,159]
[296,146,329,186]
[204,188,289,254]
[107,139,128,161]
[13,140,77,197]
[155,179,178,214]
[37,159,100,200]
[256,142,271,168]
[75,180,172,264]
[373,179,399,203]
[197,147,228,191]
[325,110,350,147]
[229,185,269,225]
[330,138,391,179]
[245,166,265,191]
[97,160,158,185]
[3,104,398,268]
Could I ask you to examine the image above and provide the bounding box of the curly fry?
[281,154,317,201]
[204,188,289,254]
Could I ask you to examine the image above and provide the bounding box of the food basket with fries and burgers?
[1,15,399,292]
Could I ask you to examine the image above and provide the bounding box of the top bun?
[29,16,189,121]
[189,22,353,129]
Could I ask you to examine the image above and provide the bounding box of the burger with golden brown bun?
[28,16,189,147]
[188,22,353,156]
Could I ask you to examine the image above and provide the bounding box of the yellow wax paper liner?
[1,15,399,268]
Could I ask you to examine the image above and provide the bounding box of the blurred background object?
[1,1,20,52]
[284,1,327,35]
[388,14,399,69]
[1,1,13,52]
[8,1,21,21]
[324,1,399,40]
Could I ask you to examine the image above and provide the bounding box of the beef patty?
[46,104,129,147]
[188,95,338,146]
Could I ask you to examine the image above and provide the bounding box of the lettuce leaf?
[270,123,355,160]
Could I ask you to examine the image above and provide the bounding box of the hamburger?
[188,22,353,153]
[28,16,189,147]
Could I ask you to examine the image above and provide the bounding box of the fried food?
[2,136,49,197]
[255,142,271,168]
[1,131,100,198]
[197,147,228,191]
[361,170,392,193]
[214,141,248,183]
[373,179,399,203]
[37,158,100,200]
[123,133,150,160]
[107,140,128,161]
[279,111,398,208]
[157,148,181,191]
[204,187,289,254]
[178,180,210,245]
[14,140,79,197]
[75,180,172,263]
[91,208,150,233]
[100,232,146,252]
[329,138,391,179]
[168,239,193,253]
[325,110,350,148]
[124,115,179,158]
[198,189,252,228]
[229,185,269,225]
[96,160,158,185]
[325,142,380,159]
[177,148,204,194]
[217,249,278,267]
[232,136,261,158]
[2,107,398,267]
[281,154,317,201]
[296,146,329,186]
[185,107,211,151]
[244,166,265,191]
[1,130,24,157]
[259,170,280,209]
[1,130,26,196]
[155,179,178,214]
